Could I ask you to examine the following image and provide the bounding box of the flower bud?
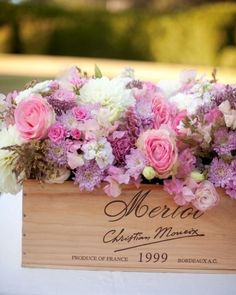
[190,170,205,182]
[142,166,156,180]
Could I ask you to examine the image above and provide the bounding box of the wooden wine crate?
[22,180,236,273]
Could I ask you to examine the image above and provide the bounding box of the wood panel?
[22,180,236,273]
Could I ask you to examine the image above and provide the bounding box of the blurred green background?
[0,0,236,67]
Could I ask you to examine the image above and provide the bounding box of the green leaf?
[94,64,102,78]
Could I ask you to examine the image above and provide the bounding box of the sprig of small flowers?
[0,66,235,212]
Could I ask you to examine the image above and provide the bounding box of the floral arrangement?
[0,66,235,212]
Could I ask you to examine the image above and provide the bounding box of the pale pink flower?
[204,108,222,124]
[14,95,55,140]
[72,106,88,121]
[48,123,66,143]
[176,148,196,178]
[164,178,197,206]
[179,69,196,91]
[171,110,187,135]
[152,95,172,129]
[70,128,81,140]
[67,151,84,169]
[174,186,196,206]
[104,166,130,197]
[103,177,121,198]
[192,180,220,211]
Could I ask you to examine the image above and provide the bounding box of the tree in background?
[9,0,231,11]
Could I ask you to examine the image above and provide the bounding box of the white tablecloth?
[0,192,235,295]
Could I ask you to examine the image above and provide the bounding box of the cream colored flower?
[78,77,135,121]
[14,80,53,104]
[0,125,24,194]
[45,168,70,184]
[219,100,236,130]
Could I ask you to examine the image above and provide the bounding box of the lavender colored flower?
[208,158,232,188]
[73,160,104,191]
[176,148,196,178]
[47,140,67,166]
[58,110,79,130]
[125,148,147,179]
[48,123,66,143]
[109,131,133,165]
[68,67,87,89]
[213,128,236,156]
[213,84,236,109]
[47,88,77,115]
[135,95,153,119]
[225,160,236,199]
[126,80,143,89]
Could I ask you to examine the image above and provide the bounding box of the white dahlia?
[0,125,24,194]
[78,77,135,121]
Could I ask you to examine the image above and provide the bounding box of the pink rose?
[138,128,178,178]
[192,181,220,211]
[14,95,55,140]
[72,106,88,121]
[48,123,65,143]
[152,95,172,129]
[71,128,81,140]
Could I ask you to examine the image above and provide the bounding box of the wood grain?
[22,180,236,273]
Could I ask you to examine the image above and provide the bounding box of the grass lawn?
[0,75,49,95]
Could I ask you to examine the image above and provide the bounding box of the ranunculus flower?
[192,181,220,211]
[138,128,178,178]
[152,95,172,129]
[14,95,55,140]
[72,106,88,121]
[48,123,66,143]
[70,128,81,140]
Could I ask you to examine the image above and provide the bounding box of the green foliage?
[94,64,103,78]
[0,2,235,66]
